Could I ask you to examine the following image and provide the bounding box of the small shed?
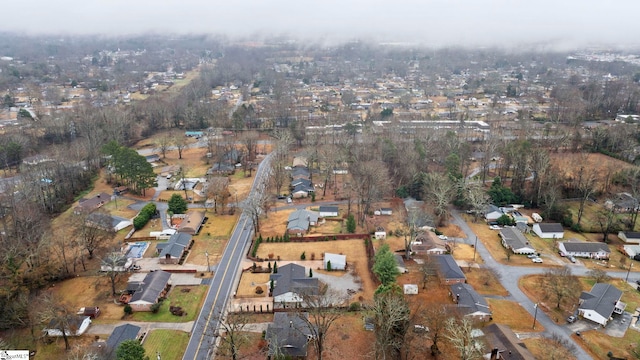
[319,206,339,217]
[403,284,418,295]
[324,253,346,270]
[375,227,387,240]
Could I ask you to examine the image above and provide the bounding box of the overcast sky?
[3,0,639,49]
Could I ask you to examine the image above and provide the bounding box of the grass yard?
[143,330,190,360]
[465,268,508,296]
[578,326,640,360]
[229,176,255,202]
[236,273,271,297]
[48,275,130,321]
[486,299,545,332]
[258,209,294,237]
[217,331,265,360]
[320,312,376,360]
[131,285,207,322]
[522,337,576,360]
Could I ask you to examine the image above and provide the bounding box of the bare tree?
[206,177,231,214]
[172,132,188,159]
[596,206,620,243]
[270,158,288,197]
[543,266,580,309]
[156,133,172,159]
[215,312,252,360]
[444,316,484,360]
[424,172,455,226]
[420,304,450,356]
[74,210,114,259]
[464,182,490,223]
[100,251,126,296]
[587,269,611,283]
[350,159,390,225]
[371,290,410,360]
[39,294,76,350]
[298,289,348,360]
[419,255,438,289]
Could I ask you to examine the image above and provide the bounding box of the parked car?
[635,280,640,286]
[558,251,566,257]
[413,325,429,333]
[527,254,538,259]
[568,256,577,263]
[531,257,543,263]
[567,315,576,323]
[489,225,501,230]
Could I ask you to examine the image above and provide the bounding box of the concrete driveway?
[604,312,632,337]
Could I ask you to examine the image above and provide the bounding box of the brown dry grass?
[48,275,130,321]
[523,337,577,360]
[236,273,271,297]
[519,274,594,324]
[255,240,376,302]
[551,152,634,192]
[188,212,239,265]
[229,175,254,202]
[321,312,376,360]
[486,299,545,333]
[465,268,508,296]
[258,209,294,237]
[578,327,640,360]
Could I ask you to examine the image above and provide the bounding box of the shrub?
[311,252,316,260]
[349,302,361,312]
[255,286,264,294]
[301,251,306,260]
[124,305,132,315]
[433,228,443,236]
[150,302,161,313]
[309,268,313,277]
[273,262,278,273]
[168,193,188,214]
[346,214,356,233]
[327,260,332,271]
[133,203,157,230]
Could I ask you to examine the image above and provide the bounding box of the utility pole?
[205,251,211,274]
[626,262,633,282]
[532,303,538,329]
[473,236,478,261]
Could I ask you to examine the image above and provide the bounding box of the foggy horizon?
[2,0,640,50]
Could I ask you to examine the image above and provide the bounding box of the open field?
[143,329,190,360]
[255,240,376,301]
[579,326,640,360]
[258,209,294,237]
[131,285,207,322]
[229,175,254,202]
[486,299,545,333]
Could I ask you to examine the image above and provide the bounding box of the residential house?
[499,227,536,255]
[291,178,312,189]
[324,253,346,270]
[174,210,206,235]
[127,270,171,312]
[558,241,610,260]
[482,324,536,360]
[86,212,132,232]
[532,223,565,239]
[411,231,448,255]
[156,232,193,265]
[207,162,235,175]
[270,263,318,308]
[623,244,640,259]
[105,324,141,359]
[606,192,639,213]
[484,205,503,222]
[265,312,315,359]
[394,254,408,274]
[318,206,339,217]
[433,254,466,284]
[618,231,640,244]
[286,210,320,236]
[578,283,625,326]
[291,167,311,180]
[74,192,112,214]
[144,154,160,163]
[450,283,491,320]
[291,183,313,198]
[44,316,92,337]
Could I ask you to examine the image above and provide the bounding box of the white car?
[489,225,501,230]
[531,257,543,263]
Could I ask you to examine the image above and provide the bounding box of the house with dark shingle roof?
[266,312,315,359]
[74,192,112,214]
[318,206,339,217]
[499,227,535,255]
[433,254,466,284]
[618,231,640,244]
[578,283,625,326]
[156,232,193,264]
[449,283,491,320]
[270,263,318,309]
[558,241,610,260]
[532,223,565,239]
[482,324,536,360]
[128,270,171,312]
[105,324,141,359]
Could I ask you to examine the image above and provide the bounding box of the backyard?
[130,285,207,322]
[143,329,190,360]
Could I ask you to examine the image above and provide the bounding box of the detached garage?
[324,253,346,271]
[532,223,564,239]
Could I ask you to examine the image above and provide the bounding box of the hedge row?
[133,203,157,230]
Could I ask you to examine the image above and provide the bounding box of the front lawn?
[143,330,190,360]
[486,299,545,333]
[131,285,207,322]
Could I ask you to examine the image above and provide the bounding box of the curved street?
[450,209,634,360]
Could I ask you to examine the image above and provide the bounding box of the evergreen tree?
[168,193,188,214]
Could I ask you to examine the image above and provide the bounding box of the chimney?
[490,348,499,360]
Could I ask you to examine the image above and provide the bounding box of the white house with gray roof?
[449,283,491,320]
[270,263,318,308]
[558,241,610,259]
[578,283,625,326]
[532,223,565,239]
[156,232,193,264]
[128,270,171,312]
[499,227,535,255]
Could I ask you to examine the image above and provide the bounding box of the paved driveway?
[604,312,632,337]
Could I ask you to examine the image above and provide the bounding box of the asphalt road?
[182,153,272,360]
[448,209,637,360]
